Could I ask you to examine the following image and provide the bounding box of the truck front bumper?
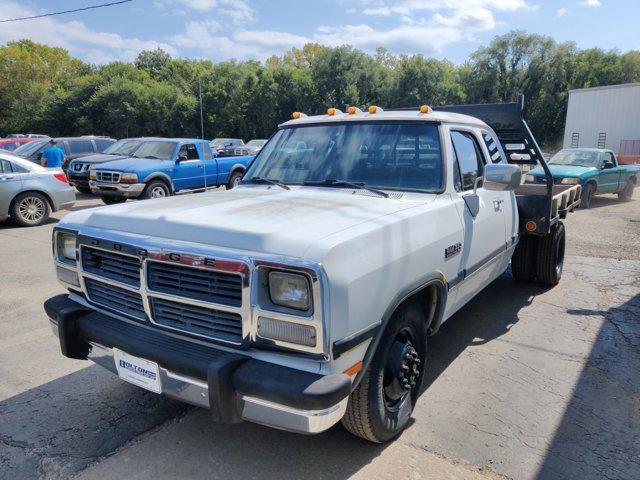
[89,181,145,198]
[44,295,350,434]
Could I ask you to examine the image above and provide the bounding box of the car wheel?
[536,221,565,286]
[11,192,51,227]
[341,300,427,443]
[76,186,92,195]
[226,170,244,189]
[580,183,594,208]
[141,180,170,200]
[618,180,635,201]
[511,235,539,282]
[100,196,126,205]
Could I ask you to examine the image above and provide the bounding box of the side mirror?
[483,163,522,191]
[177,155,188,162]
[602,160,614,169]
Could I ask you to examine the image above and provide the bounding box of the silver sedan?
[0,152,76,227]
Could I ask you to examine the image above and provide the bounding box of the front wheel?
[75,186,92,195]
[618,180,635,201]
[226,170,244,189]
[141,180,170,200]
[341,300,427,443]
[536,221,566,286]
[100,196,126,205]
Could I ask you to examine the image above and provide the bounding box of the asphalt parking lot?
[1,191,639,480]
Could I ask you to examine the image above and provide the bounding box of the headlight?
[56,232,77,263]
[524,174,536,183]
[560,177,580,185]
[120,173,138,184]
[89,169,97,180]
[268,271,311,311]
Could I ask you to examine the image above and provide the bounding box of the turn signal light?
[525,221,537,232]
[419,105,431,114]
[343,361,363,377]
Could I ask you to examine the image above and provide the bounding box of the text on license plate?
[114,349,162,393]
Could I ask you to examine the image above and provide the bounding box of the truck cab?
[89,138,253,204]
[45,100,579,443]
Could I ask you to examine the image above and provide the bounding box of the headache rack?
[431,95,581,235]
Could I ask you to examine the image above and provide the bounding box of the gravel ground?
[1,189,639,480]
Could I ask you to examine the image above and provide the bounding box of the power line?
[0,0,133,23]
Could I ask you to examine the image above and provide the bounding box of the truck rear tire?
[101,196,126,205]
[511,235,538,282]
[536,222,565,286]
[226,170,244,189]
[341,300,427,443]
[580,183,594,208]
[618,180,635,201]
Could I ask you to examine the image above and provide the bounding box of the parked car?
[12,136,116,170]
[0,137,39,152]
[525,148,639,208]
[5,134,26,138]
[67,138,145,194]
[233,139,267,156]
[89,138,254,204]
[210,138,244,156]
[45,98,581,442]
[26,134,49,138]
[0,151,75,227]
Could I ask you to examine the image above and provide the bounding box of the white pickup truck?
[45,97,580,443]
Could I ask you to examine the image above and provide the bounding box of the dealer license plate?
[114,349,162,393]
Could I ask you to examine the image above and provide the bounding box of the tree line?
[1,31,639,149]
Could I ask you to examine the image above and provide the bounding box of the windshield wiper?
[303,179,390,198]
[243,177,290,190]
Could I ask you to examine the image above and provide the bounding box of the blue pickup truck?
[526,148,639,208]
[89,138,253,204]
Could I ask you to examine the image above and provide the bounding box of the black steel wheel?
[341,300,427,443]
[536,221,565,286]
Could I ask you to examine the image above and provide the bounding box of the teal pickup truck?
[526,148,639,208]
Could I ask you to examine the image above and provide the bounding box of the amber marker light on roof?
[368,105,383,114]
[327,108,343,116]
[347,106,362,115]
[291,112,307,119]
[420,105,432,114]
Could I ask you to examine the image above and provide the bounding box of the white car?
[0,152,75,227]
[44,99,580,442]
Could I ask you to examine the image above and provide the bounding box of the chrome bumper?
[49,319,347,434]
[89,181,145,198]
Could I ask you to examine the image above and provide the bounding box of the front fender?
[141,172,174,192]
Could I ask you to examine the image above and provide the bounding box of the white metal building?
[563,83,640,163]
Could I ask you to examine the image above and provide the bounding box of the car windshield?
[549,150,600,167]
[131,141,177,160]
[245,122,443,192]
[104,139,141,155]
[211,139,231,146]
[13,139,48,157]
[246,140,267,147]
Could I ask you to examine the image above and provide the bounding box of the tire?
[226,170,244,189]
[11,192,51,227]
[580,183,594,208]
[75,186,92,195]
[100,196,126,205]
[341,300,427,443]
[618,180,635,201]
[141,180,170,200]
[536,221,566,286]
[511,235,539,282]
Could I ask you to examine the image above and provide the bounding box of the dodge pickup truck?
[88,138,253,204]
[45,97,580,442]
[525,148,639,208]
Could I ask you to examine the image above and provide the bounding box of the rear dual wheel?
[618,180,635,201]
[511,222,565,286]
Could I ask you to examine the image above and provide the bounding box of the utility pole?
[199,77,204,140]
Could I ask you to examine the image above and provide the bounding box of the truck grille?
[151,298,243,342]
[85,278,146,321]
[147,261,242,307]
[95,171,121,183]
[81,247,140,286]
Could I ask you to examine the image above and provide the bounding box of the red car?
[0,137,40,152]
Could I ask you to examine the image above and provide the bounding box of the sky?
[0,0,636,65]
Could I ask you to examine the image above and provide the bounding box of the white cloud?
[361,0,535,17]
[556,7,567,17]
[582,0,601,5]
[0,1,176,62]
[171,0,255,23]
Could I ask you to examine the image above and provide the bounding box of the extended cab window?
[179,144,200,160]
[201,144,213,160]
[451,131,485,191]
[246,123,443,191]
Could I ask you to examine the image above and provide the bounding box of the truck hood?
[91,157,174,173]
[73,153,129,165]
[62,186,432,258]
[529,165,597,177]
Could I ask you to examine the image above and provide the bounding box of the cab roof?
[279,109,488,129]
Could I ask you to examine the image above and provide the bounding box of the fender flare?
[142,172,174,193]
[333,272,448,390]
[229,163,246,176]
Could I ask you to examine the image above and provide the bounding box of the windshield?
[13,139,48,157]
[245,122,443,192]
[247,140,266,147]
[211,139,231,146]
[104,139,141,155]
[549,150,600,167]
[131,141,177,160]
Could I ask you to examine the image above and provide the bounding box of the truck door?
[173,143,205,191]
[197,143,218,187]
[599,151,621,193]
[449,128,510,307]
